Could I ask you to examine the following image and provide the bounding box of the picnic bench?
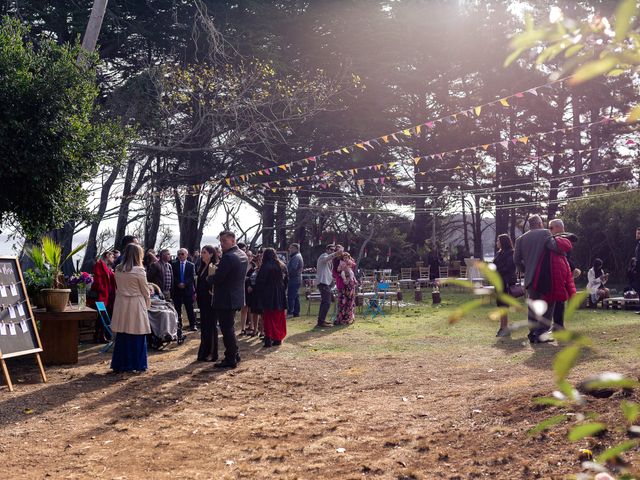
[602,297,640,310]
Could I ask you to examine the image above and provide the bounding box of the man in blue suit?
[172,248,197,331]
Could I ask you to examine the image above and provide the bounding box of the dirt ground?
[0,307,638,480]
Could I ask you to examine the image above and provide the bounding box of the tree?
[0,17,126,238]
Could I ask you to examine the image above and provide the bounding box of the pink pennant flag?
[626,139,636,145]
[425,121,435,129]
[515,92,525,98]
[500,141,509,149]
[380,177,385,185]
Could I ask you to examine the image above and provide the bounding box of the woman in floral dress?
[334,252,357,325]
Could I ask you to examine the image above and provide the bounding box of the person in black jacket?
[209,231,248,368]
[493,234,517,338]
[255,248,288,347]
[196,245,219,362]
[172,248,197,332]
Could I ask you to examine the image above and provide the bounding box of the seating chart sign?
[0,257,46,391]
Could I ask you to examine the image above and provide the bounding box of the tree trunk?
[275,194,287,250]
[461,190,469,253]
[572,95,583,197]
[589,106,600,188]
[472,195,483,259]
[294,191,311,247]
[261,193,276,247]
[547,131,563,220]
[175,188,200,253]
[113,157,137,250]
[82,165,121,270]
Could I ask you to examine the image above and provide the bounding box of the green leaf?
[564,290,589,322]
[478,262,503,293]
[440,278,474,290]
[527,414,567,436]
[614,0,639,42]
[496,293,522,309]
[504,47,524,67]
[606,68,627,76]
[448,298,485,324]
[533,397,567,407]
[596,440,637,463]
[570,56,620,84]
[568,422,607,441]
[584,378,639,390]
[564,43,584,58]
[553,344,581,382]
[621,401,640,424]
[628,105,640,122]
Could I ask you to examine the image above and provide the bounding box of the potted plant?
[25,237,86,312]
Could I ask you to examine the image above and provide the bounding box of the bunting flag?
[222,75,573,187]
[386,247,391,263]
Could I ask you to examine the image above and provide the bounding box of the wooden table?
[34,306,97,365]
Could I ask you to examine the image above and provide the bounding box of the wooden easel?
[0,257,47,392]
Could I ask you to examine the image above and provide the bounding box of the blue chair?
[377,282,392,310]
[95,302,114,353]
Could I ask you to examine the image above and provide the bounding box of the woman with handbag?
[493,234,517,338]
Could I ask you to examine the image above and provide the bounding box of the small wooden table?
[34,306,97,365]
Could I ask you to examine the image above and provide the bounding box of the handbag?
[508,284,525,298]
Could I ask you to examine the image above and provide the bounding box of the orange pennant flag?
[382,135,390,143]
[482,144,490,150]
[518,136,529,144]
[278,165,288,171]
[356,143,366,150]
[416,125,422,135]
[414,157,421,164]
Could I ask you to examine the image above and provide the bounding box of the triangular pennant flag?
[341,147,349,154]
[364,141,374,149]
[414,157,421,165]
[225,178,231,186]
[511,139,518,145]
[482,144,490,150]
[356,143,366,150]
[474,106,482,116]
[416,125,422,135]
[626,139,636,145]
[380,177,385,185]
[527,88,538,96]
[371,139,381,147]
[425,121,435,129]
[382,135,390,143]
[403,129,412,136]
[278,165,288,171]
[515,92,524,98]
[500,141,509,149]
[499,98,510,107]
[391,133,399,142]
[518,136,529,144]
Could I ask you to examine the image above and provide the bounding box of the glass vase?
[78,288,86,310]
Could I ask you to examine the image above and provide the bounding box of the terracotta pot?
[41,288,71,312]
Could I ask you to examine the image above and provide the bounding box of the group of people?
[314,244,359,327]
[89,231,296,373]
[493,215,616,343]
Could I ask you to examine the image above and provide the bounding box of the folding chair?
[363,296,385,319]
[95,301,114,353]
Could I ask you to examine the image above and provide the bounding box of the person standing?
[255,248,288,347]
[110,244,151,373]
[335,252,357,325]
[89,250,116,315]
[633,227,640,292]
[548,219,580,331]
[172,248,197,332]
[513,214,561,344]
[210,231,248,369]
[315,244,343,328]
[146,251,164,289]
[158,249,173,300]
[286,243,304,318]
[196,245,219,362]
[493,234,517,338]
[113,235,139,268]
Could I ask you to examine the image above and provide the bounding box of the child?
[338,253,358,287]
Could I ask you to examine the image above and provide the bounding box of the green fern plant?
[26,237,86,289]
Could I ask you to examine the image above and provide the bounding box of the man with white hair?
[172,247,197,332]
[514,215,562,343]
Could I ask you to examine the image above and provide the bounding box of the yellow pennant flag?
[499,98,510,107]
[225,178,231,186]
[278,165,288,171]
[414,157,421,164]
[474,106,482,116]
[403,129,412,136]
[341,147,349,154]
[416,125,422,135]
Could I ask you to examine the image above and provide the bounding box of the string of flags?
[231,116,628,194]
[223,75,575,187]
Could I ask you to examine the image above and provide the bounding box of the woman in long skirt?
[196,245,219,361]
[255,248,287,347]
[335,252,357,325]
[111,244,151,372]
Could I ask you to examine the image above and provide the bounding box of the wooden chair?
[436,266,450,286]
[418,266,431,286]
[458,266,467,279]
[399,268,413,288]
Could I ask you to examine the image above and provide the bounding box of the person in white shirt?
[315,244,343,327]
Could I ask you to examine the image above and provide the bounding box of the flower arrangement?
[67,272,93,290]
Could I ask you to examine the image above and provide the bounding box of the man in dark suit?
[172,248,197,331]
[209,231,248,368]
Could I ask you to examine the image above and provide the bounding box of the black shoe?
[316,321,333,328]
[264,336,273,348]
[496,328,511,338]
[214,360,237,369]
[552,324,565,332]
[272,340,282,346]
[189,326,198,332]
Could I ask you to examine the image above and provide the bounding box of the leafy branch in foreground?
[447,263,639,478]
